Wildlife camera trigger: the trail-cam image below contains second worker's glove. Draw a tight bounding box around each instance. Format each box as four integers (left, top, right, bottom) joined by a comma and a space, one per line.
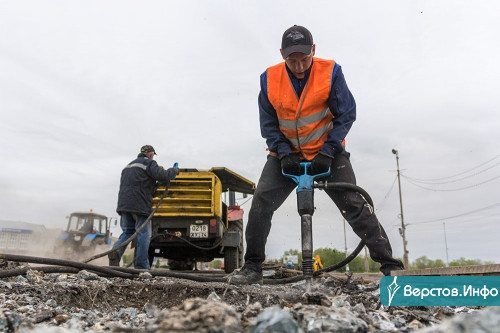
280, 153, 302, 175
310, 153, 333, 175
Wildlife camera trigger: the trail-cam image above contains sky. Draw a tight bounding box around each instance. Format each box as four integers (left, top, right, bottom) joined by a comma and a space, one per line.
1, 0, 499, 265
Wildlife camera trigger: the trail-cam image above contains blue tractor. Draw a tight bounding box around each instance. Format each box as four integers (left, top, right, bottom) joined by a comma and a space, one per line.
55, 211, 114, 259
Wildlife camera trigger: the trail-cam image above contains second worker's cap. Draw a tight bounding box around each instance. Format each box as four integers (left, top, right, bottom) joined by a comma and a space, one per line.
140, 145, 156, 155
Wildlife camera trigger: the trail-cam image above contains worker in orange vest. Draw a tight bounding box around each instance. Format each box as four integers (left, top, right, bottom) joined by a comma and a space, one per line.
230, 25, 404, 285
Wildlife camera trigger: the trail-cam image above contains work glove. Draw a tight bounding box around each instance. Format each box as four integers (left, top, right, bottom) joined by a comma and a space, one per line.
280, 153, 302, 175
309, 153, 333, 175
169, 167, 179, 180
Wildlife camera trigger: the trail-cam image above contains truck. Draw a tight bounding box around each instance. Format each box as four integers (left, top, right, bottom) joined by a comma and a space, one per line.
148, 167, 255, 273
54, 211, 114, 258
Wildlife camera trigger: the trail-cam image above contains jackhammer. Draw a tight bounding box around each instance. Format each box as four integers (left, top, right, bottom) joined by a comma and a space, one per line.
283, 162, 374, 292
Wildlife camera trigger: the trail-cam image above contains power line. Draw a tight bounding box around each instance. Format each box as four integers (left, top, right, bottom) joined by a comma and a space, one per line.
375, 175, 397, 213
403, 161, 500, 185
402, 173, 500, 192
405, 154, 500, 182
237, 195, 253, 207
436, 212, 500, 226
406, 202, 500, 225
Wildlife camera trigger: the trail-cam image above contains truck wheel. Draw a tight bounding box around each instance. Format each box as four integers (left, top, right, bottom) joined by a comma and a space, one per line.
148, 248, 155, 267
227, 219, 244, 270
235, 220, 244, 267
224, 247, 239, 274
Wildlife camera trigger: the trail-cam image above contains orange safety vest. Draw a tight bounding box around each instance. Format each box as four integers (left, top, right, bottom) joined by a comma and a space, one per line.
267, 58, 336, 160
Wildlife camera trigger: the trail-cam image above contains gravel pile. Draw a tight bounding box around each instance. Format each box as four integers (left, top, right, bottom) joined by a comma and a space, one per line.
1, 265, 498, 332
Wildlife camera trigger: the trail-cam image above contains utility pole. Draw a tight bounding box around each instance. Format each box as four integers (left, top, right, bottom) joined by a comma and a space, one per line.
443, 222, 449, 266
392, 149, 409, 268
364, 247, 369, 272
343, 219, 349, 272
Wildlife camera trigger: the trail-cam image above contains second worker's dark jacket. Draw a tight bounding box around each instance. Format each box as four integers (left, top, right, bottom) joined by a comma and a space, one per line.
117, 153, 177, 216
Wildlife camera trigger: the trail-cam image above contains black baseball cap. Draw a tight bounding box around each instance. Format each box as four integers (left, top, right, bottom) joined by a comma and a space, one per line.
281, 25, 313, 58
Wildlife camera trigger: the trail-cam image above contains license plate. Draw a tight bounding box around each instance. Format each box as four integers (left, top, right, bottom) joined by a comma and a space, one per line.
189, 224, 208, 238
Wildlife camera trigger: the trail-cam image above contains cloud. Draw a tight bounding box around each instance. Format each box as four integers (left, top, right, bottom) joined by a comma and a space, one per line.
1, 0, 499, 264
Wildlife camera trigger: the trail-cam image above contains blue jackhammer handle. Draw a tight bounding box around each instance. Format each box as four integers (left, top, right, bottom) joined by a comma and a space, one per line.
282, 162, 331, 192
173, 162, 178, 168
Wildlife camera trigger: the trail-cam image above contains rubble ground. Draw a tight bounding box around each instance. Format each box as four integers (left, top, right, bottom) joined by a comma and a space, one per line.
2, 264, 497, 333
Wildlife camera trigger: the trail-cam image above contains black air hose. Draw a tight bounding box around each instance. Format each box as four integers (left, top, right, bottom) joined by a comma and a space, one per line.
0, 254, 135, 278
0, 183, 378, 284
303, 181, 375, 276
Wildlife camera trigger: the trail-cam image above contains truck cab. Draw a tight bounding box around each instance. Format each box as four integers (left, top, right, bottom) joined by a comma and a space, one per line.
149, 167, 255, 273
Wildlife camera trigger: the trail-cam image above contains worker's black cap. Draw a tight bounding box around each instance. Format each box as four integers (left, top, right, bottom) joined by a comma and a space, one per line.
281, 25, 313, 58
140, 145, 156, 155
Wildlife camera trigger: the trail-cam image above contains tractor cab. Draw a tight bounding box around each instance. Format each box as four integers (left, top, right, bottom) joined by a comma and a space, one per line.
55, 211, 113, 257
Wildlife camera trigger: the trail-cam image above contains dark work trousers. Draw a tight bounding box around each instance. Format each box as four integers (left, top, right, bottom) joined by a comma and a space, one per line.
244, 151, 403, 273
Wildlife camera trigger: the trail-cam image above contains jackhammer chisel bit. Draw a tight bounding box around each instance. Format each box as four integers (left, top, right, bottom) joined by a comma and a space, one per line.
283, 162, 330, 292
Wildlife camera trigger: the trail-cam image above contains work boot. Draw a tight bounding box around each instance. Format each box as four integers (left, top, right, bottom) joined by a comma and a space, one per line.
108, 252, 120, 267
228, 266, 263, 285
380, 260, 405, 276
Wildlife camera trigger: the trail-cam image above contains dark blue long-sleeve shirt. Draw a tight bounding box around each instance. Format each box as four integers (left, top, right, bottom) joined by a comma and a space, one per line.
258, 60, 356, 159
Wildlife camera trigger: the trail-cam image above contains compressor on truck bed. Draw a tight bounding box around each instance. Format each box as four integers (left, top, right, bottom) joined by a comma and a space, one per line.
148, 167, 255, 273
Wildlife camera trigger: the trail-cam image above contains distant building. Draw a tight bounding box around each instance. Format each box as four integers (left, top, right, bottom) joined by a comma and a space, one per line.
0, 220, 58, 255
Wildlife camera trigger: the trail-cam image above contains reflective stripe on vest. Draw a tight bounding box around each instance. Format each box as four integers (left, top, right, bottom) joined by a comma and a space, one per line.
124, 163, 147, 171
267, 58, 335, 160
